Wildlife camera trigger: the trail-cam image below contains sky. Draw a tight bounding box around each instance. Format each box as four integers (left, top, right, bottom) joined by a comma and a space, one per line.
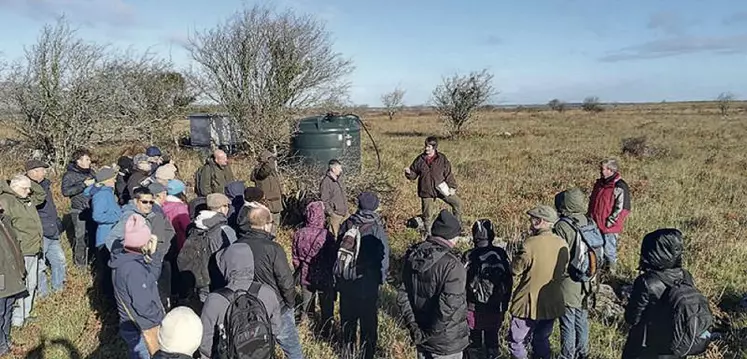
0, 0, 746, 106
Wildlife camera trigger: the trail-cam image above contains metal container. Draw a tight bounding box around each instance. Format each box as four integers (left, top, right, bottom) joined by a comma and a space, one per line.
188, 113, 239, 147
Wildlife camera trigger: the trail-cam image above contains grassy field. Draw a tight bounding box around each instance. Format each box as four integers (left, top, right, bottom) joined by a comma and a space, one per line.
4, 103, 747, 358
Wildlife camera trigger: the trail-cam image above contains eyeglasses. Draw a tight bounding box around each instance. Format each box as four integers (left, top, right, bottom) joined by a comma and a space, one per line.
139, 200, 155, 205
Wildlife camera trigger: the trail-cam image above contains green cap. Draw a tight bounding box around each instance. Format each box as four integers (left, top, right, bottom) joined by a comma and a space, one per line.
527, 205, 559, 223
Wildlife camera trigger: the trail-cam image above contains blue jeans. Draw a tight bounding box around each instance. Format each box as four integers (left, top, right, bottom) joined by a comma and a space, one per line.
12, 256, 38, 327
603, 233, 619, 266
38, 236, 67, 297
508, 317, 555, 359
120, 321, 150, 359
559, 307, 589, 359
0, 297, 14, 354
276, 308, 304, 359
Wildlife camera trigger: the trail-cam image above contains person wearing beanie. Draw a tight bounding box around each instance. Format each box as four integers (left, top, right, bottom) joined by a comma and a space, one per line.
109, 214, 164, 358
126, 154, 154, 200
154, 163, 177, 186
335, 191, 389, 359
291, 201, 336, 333
251, 149, 284, 230
86, 166, 123, 297
163, 180, 190, 251
146, 146, 163, 174
154, 306, 203, 358
223, 181, 246, 229
461, 219, 512, 359
235, 187, 269, 235
404, 136, 463, 236
507, 205, 568, 359
397, 209, 469, 357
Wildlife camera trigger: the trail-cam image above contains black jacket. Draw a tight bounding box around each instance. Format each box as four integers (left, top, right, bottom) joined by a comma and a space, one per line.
152, 351, 193, 359
623, 228, 693, 359
336, 210, 390, 296
61, 163, 94, 210
35, 178, 60, 238
235, 228, 295, 310
397, 236, 469, 355
461, 242, 512, 313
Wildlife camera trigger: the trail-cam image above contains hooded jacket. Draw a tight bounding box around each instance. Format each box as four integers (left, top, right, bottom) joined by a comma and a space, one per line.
196, 157, 235, 198
162, 197, 191, 252
462, 241, 512, 313
336, 210, 390, 295
623, 229, 693, 359
292, 201, 336, 289
198, 243, 281, 358
319, 173, 348, 217
588, 172, 631, 234
61, 163, 94, 210
405, 152, 458, 199
236, 228, 295, 310
194, 211, 237, 254
509, 228, 569, 320
109, 242, 165, 331
34, 178, 60, 238
0, 180, 44, 256
224, 181, 245, 227
397, 236, 469, 355
0, 210, 26, 299
105, 201, 175, 277
88, 184, 122, 248
251, 152, 283, 213
554, 188, 590, 309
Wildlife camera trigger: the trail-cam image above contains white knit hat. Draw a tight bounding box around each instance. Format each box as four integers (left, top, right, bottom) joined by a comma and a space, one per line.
158, 306, 203, 355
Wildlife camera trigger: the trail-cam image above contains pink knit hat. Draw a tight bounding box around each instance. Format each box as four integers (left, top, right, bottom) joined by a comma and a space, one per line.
124, 215, 151, 248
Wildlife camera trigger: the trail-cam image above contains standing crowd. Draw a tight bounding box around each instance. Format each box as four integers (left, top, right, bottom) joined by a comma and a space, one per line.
0, 136, 714, 359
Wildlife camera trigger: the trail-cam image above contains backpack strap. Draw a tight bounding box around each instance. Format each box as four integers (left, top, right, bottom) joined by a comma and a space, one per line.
216, 287, 235, 303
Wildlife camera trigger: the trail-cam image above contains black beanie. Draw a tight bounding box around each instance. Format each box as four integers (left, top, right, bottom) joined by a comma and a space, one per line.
431, 209, 461, 240
471, 219, 495, 243
244, 187, 265, 202
357, 191, 379, 211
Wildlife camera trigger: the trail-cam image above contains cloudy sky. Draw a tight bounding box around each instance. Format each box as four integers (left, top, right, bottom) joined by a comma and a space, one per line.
0, 0, 746, 105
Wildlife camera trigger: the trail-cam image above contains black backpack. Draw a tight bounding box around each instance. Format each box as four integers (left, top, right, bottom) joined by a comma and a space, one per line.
654, 271, 713, 357
216, 283, 275, 359
177, 226, 212, 289
466, 248, 510, 311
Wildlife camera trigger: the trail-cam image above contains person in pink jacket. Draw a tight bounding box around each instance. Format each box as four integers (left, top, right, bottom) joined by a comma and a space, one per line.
162, 180, 190, 252
292, 201, 336, 335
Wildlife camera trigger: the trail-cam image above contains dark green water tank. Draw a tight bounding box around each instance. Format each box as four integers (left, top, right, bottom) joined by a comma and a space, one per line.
291, 114, 361, 173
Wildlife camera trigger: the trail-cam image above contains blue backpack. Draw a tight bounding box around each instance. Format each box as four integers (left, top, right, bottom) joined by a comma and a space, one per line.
559, 216, 605, 283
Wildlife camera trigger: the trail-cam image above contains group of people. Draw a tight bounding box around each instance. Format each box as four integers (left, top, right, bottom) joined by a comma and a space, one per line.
0, 135, 713, 359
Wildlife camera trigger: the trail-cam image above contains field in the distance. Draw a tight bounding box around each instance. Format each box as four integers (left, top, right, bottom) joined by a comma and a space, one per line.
4, 103, 747, 358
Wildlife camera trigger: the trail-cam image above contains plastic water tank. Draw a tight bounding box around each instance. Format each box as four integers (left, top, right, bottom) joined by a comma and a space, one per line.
291, 114, 361, 173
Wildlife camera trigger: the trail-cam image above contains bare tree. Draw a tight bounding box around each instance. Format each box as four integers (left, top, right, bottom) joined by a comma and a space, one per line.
717, 92, 735, 117
381, 87, 406, 120
185, 4, 354, 155
1, 18, 192, 168
432, 69, 495, 136
582, 96, 603, 113
548, 98, 566, 112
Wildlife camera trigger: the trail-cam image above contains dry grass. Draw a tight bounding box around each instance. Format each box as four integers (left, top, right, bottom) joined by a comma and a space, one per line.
4, 102, 747, 358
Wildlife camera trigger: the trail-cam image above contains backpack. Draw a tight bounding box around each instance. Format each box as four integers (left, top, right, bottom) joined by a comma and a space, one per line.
177, 226, 212, 289
467, 248, 510, 310
216, 283, 275, 359
654, 272, 713, 357
559, 216, 605, 283
334, 222, 374, 281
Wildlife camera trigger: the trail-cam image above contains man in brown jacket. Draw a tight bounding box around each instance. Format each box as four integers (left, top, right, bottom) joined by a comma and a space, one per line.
251, 150, 283, 230
508, 205, 569, 359
319, 159, 348, 238
404, 136, 463, 235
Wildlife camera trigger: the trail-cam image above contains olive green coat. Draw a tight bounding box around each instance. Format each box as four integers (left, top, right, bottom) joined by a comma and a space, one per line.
0, 179, 45, 256
554, 188, 590, 309
0, 210, 25, 299
196, 157, 235, 197
509, 228, 569, 320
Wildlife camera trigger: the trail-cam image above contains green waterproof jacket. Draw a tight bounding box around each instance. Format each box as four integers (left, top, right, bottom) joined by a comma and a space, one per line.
0, 209, 26, 299
0, 179, 45, 256
196, 157, 235, 197
554, 188, 590, 309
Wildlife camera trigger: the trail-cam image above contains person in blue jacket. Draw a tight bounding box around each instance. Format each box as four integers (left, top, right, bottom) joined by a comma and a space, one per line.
110, 214, 164, 359
86, 166, 122, 296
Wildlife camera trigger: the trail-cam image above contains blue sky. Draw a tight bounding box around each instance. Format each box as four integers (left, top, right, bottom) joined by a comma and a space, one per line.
1, 0, 746, 106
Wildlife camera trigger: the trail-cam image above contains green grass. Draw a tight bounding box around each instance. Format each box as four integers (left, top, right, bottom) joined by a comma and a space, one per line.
5, 103, 747, 358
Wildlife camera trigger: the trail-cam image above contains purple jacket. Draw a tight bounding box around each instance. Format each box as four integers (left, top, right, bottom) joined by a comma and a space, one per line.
292, 201, 335, 289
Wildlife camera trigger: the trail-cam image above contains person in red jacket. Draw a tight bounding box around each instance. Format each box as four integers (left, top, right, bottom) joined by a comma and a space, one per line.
588, 158, 631, 274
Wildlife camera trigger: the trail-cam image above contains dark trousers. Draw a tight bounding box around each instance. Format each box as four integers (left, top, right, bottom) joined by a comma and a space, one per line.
467, 329, 499, 358
300, 285, 335, 332
158, 260, 173, 310
340, 289, 379, 359
0, 297, 14, 352
70, 209, 91, 266
95, 246, 113, 298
